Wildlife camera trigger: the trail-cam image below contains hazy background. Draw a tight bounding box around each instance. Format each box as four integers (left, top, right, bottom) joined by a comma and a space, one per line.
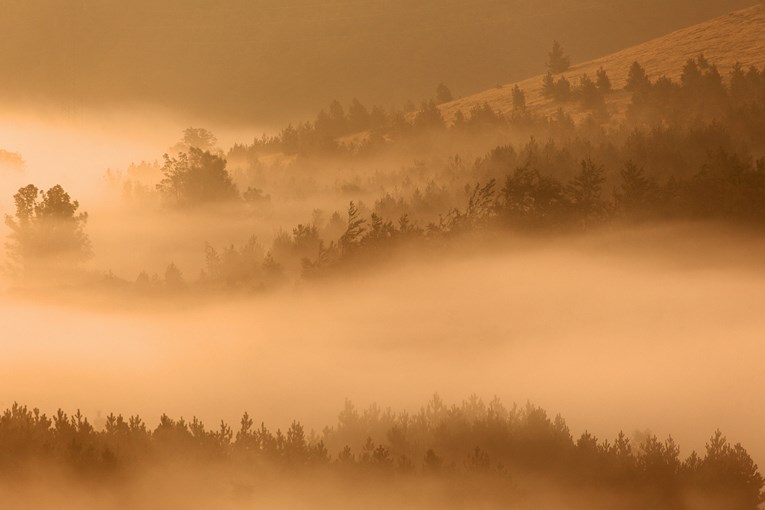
2, 5, 765, 508
2, 225, 765, 466
0, 0, 757, 124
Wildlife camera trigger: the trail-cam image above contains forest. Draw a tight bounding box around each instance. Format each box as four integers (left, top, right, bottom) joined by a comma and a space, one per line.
6, 56, 763, 292
3, 13, 765, 508
1, 397, 762, 510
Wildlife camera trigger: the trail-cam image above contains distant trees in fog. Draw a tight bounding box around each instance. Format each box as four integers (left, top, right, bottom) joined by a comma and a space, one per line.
0, 398, 761, 509
157, 147, 239, 207
4, 184, 91, 274
6, 56, 765, 289
543, 69, 610, 110
0, 149, 25, 171
171, 127, 219, 153
130, 56, 765, 163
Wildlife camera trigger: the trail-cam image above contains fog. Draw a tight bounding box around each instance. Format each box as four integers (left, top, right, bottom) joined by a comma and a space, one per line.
3, 3, 765, 508
3, 224, 765, 464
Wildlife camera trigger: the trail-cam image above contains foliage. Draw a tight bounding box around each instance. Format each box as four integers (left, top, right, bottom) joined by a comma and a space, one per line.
0, 399, 761, 509
547, 40, 571, 73
512, 85, 526, 111
436, 83, 454, 104
157, 148, 239, 207
626, 61, 651, 91
4, 184, 91, 273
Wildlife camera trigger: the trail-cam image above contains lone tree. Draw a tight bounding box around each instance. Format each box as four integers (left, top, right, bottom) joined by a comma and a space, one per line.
547, 41, 570, 74
157, 147, 239, 207
512, 85, 526, 111
4, 184, 91, 272
436, 83, 454, 104
171, 127, 218, 154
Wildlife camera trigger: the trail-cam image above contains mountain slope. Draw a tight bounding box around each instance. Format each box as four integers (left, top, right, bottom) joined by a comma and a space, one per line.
0, 0, 757, 124
441, 4, 765, 122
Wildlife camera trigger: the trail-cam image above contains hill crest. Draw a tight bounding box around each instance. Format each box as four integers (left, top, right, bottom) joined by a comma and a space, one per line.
440, 4, 765, 122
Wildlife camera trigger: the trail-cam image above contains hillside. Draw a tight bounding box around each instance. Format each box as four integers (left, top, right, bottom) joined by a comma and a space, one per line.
0, 0, 756, 124
441, 3, 765, 123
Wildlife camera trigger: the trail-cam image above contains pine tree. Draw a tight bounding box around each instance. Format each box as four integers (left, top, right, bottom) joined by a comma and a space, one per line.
547, 41, 570, 73
512, 85, 526, 111
626, 61, 651, 91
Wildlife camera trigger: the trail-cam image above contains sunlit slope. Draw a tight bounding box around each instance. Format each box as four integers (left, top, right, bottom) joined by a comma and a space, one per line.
0, 0, 756, 123
441, 4, 765, 122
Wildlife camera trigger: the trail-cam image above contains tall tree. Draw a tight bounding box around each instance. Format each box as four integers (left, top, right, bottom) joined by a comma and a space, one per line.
547, 41, 570, 74
512, 85, 527, 111
567, 159, 607, 225
4, 184, 91, 273
626, 62, 651, 91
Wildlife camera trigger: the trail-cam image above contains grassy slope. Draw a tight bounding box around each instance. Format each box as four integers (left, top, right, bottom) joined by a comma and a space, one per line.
440, 4, 765, 123
0, 0, 756, 123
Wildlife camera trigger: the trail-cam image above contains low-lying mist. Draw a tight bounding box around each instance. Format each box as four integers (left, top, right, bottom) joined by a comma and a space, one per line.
4, 49, 765, 507
3, 224, 765, 466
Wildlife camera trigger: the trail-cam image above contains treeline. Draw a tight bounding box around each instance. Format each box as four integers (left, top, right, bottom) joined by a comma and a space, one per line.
12, 125, 765, 290
187, 142, 765, 289
627, 56, 765, 134
227, 86, 533, 158
0, 398, 761, 509
6, 57, 765, 286
222, 55, 765, 161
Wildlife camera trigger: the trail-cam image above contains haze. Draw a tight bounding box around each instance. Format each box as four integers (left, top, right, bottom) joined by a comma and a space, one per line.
2, 2, 765, 509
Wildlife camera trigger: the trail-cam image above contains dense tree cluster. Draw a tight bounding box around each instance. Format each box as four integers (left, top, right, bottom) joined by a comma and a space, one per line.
542, 69, 611, 110
156, 148, 239, 208
230, 54, 765, 160
0, 398, 761, 509
4, 184, 91, 274
628, 56, 765, 133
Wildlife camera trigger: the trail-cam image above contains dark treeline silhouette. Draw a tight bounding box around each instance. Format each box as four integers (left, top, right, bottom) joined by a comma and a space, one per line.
228, 56, 765, 160
543, 67, 611, 111
7, 57, 765, 289
0, 397, 761, 509
182, 138, 765, 289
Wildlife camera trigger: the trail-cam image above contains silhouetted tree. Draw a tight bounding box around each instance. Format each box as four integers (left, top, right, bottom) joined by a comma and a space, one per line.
578, 74, 604, 109
596, 67, 611, 92
164, 262, 185, 290
348, 98, 371, 132
512, 85, 526, 111
339, 201, 366, 252
413, 100, 445, 130
547, 41, 570, 73
542, 72, 556, 97
157, 148, 239, 207
436, 83, 454, 103
615, 161, 659, 219
4, 184, 91, 273
626, 61, 651, 91
177, 127, 217, 152
567, 159, 607, 225
553, 76, 572, 101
